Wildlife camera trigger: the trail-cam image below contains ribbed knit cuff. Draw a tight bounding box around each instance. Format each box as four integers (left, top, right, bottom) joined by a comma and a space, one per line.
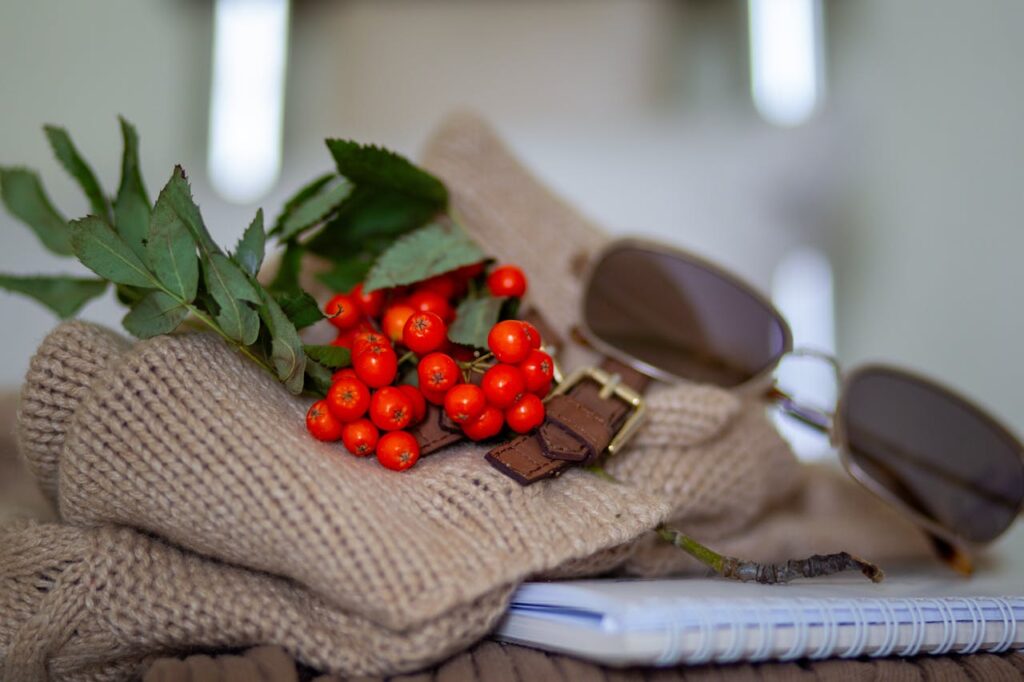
17, 322, 129, 504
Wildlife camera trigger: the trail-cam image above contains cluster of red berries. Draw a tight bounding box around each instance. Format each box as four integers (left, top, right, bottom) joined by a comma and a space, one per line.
420, 318, 553, 440
305, 263, 549, 472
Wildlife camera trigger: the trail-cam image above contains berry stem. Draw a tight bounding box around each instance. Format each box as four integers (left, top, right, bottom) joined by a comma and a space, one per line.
655, 525, 884, 584
186, 306, 278, 379
585, 465, 884, 585
458, 352, 496, 376
398, 351, 417, 365
136, 267, 279, 382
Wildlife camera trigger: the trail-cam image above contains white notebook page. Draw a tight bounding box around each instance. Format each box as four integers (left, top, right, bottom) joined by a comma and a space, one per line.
494, 526, 1024, 666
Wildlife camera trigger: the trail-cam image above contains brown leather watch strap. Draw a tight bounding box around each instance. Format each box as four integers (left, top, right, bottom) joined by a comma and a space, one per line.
486, 357, 650, 484
409, 404, 464, 454
413, 309, 564, 456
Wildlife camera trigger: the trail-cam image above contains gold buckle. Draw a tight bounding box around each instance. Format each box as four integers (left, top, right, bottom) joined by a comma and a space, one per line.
547, 367, 646, 456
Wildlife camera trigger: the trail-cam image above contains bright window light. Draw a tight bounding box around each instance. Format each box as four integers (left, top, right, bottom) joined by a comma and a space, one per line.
748, 0, 824, 127
771, 247, 837, 460
208, 0, 290, 204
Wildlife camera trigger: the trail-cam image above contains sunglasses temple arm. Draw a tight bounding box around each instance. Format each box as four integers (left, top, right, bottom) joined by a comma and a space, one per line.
768, 387, 833, 435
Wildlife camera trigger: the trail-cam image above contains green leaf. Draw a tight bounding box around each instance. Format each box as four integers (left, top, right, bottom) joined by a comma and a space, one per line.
216, 302, 260, 345
0, 274, 107, 319
315, 258, 371, 293
147, 180, 199, 301
304, 187, 438, 261
257, 288, 306, 394
122, 290, 189, 338
363, 222, 485, 293
274, 178, 353, 242
157, 167, 252, 336
113, 117, 151, 259
275, 290, 324, 329
447, 296, 507, 348
268, 241, 303, 294
162, 166, 221, 256
234, 209, 266, 277
271, 172, 335, 235
116, 283, 147, 307
326, 140, 448, 208
202, 253, 261, 344
303, 344, 351, 369
0, 168, 72, 255
44, 125, 110, 221
70, 216, 156, 288
304, 359, 333, 397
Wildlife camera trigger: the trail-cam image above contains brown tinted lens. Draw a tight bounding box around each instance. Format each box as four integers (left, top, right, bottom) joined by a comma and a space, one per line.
841, 367, 1024, 543
584, 245, 789, 387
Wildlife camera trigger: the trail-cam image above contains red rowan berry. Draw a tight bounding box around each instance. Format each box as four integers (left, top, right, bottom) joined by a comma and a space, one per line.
519, 350, 555, 392
444, 383, 486, 424
342, 418, 379, 457
505, 393, 545, 434
350, 282, 385, 319
481, 363, 527, 409
462, 405, 505, 441
402, 311, 447, 355
376, 430, 420, 471
325, 294, 362, 330
382, 304, 415, 342
417, 352, 460, 393
370, 386, 414, 431
487, 265, 527, 298
397, 384, 427, 424
306, 400, 344, 441
488, 320, 531, 364
408, 290, 454, 323
327, 377, 371, 422
354, 345, 398, 388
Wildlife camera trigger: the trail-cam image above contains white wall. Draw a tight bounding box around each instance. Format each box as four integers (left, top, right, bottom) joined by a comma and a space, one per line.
829, 1, 1024, 432
0, 0, 213, 384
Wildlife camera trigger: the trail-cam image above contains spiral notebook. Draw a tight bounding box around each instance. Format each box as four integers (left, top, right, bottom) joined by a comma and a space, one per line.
494, 552, 1024, 666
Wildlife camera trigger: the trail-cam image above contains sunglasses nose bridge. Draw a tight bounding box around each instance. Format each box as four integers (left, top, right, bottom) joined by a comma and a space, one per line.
772, 387, 837, 439
772, 347, 844, 440
785, 348, 843, 377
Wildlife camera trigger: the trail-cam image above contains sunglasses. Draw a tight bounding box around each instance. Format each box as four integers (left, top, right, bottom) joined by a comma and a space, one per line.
580, 238, 1024, 571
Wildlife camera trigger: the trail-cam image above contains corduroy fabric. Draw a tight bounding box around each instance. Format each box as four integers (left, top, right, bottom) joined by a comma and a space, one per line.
141, 643, 1024, 682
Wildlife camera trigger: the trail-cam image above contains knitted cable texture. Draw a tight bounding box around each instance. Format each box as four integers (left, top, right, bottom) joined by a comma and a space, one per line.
0, 520, 513, 681
1, 113, 931, 680
6, 321, 796, 680
44, 323, 669, 631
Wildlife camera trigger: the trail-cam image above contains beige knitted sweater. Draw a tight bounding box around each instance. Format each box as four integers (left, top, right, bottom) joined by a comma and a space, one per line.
0, 114, 930, 681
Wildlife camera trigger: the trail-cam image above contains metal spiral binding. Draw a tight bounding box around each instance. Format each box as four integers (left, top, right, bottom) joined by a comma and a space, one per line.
899, 598, 927, 657
874, 598, 900, 658
991, 597, 1017, 652
958, 598, 984, 655
751, 602, 774, 662
780, 600, 810, 662
648, 595, 1021, 667
841, 599, 870, 658
932, 599, 957, 655
809, 601, 839, 660
718, 605, 746, 664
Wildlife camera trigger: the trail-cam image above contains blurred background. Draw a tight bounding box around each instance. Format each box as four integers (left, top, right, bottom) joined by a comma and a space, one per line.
1, 0, 1022, 458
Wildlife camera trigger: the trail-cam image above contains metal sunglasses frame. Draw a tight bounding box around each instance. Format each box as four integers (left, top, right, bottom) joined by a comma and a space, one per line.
579, 237, 1024, 571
